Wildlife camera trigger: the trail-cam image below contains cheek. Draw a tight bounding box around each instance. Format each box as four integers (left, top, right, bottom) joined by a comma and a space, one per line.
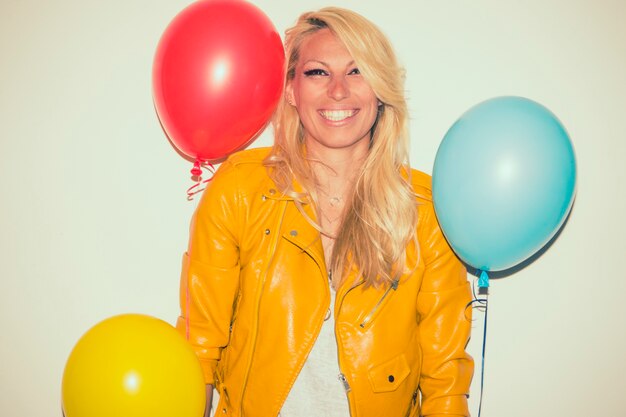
356, 84, 379, 109
294, 83, 321, 108
361, 93, 380, 123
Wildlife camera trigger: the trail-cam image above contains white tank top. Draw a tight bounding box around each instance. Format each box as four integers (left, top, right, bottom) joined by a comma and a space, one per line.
279, 288, 351, 417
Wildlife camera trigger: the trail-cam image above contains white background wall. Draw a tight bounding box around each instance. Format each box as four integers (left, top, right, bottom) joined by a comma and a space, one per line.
1, 0, 624, 416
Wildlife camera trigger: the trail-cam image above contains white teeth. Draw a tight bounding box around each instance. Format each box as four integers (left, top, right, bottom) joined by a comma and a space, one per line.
320, 109, 356, 121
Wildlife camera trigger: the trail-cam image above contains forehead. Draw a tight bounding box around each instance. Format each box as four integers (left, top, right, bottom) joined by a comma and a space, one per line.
297, 28, 354, 65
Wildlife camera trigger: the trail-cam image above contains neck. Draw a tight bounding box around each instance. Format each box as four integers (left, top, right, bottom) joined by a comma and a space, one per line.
305, 140, 369, 185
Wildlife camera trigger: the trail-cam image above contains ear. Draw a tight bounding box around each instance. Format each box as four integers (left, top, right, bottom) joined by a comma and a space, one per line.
285, 81, 296, 107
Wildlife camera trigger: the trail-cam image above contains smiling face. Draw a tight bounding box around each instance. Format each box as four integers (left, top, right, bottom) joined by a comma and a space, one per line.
286, 28, 380, 155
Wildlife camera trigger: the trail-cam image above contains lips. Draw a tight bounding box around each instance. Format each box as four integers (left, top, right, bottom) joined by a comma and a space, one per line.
319, 109, 358, 122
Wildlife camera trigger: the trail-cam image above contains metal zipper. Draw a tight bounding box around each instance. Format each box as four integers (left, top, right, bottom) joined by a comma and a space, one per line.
338, 373, 351, 393
335, 278, 364, 417
404, 389, 419, 417
359, 279, 399, 328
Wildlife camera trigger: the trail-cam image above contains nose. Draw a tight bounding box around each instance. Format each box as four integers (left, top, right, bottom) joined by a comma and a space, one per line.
328, 75, 349, 100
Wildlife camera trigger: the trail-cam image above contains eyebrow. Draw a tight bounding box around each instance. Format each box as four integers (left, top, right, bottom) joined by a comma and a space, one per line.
301, 59, 356, 67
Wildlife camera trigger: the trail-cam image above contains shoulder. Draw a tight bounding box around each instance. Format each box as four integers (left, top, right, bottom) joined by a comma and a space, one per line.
408, 168, 433, 204
201, 147, 273, 203
224, 146, 272, 166
213, 147, 272, 184
408, 168, 439, 238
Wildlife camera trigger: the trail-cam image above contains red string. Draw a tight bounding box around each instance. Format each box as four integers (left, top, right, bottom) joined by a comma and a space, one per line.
186, 159, 215, 200
186, 275, 190, 340
185, 159, 216, 338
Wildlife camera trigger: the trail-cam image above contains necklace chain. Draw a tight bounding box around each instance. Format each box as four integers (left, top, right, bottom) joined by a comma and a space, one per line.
317, 191, 345, 225
320, 208, 342, 225
317, 186, 344, 207
315, 180, 346, 227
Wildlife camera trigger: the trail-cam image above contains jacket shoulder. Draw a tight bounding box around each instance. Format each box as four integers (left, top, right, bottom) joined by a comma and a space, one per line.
409, 168, 433, 203
225, 147, 272, 166
211, 147, 272, 191
197, 148, 274, 221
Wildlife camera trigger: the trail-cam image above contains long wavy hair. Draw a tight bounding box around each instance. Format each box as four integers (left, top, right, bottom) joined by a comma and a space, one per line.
264, 7, 418, 288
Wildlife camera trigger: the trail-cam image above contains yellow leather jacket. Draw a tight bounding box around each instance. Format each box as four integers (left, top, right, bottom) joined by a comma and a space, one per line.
176, 148, 473, 417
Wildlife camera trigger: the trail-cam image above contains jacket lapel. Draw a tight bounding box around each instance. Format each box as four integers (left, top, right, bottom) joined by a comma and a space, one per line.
281, 199, 326, 275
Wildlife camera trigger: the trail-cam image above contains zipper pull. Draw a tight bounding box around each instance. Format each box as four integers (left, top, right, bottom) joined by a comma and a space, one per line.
338, 373, 351, 393
359, 279, 400, 328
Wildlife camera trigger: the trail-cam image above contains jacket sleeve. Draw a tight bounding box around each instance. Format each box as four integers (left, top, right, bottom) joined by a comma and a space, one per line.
416, 198, 474, 417
176, 160, 242, 385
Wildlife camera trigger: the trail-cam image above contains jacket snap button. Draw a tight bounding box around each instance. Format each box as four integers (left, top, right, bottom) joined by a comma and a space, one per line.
388, 375, 395, 382
290, 230, 298, 236
262, 195, 267, 201
269, 188, 276, 195
265, 229, 270, 235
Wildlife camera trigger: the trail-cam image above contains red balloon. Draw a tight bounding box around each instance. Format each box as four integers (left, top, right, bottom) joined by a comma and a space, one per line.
153, 0, 285, 162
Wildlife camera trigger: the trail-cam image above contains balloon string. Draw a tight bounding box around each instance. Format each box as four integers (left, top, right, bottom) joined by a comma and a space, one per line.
467, 271, 489, 417
184, 160, 216, 338
186, 160, 215, 200
477, 292, 488, 417
185, 273, 190, 341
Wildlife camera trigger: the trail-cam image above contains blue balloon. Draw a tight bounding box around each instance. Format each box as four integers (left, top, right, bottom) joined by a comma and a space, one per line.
432, 96, 576, 272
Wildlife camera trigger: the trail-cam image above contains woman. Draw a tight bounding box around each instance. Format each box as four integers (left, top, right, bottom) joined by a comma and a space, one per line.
177, 7, 473, 417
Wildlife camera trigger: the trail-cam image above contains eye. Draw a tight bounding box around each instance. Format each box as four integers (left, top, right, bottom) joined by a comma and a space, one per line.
304, 69, 328, 77
348, 67, 361, 75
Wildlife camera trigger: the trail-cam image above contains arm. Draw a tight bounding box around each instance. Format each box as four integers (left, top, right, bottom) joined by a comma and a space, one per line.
176, 160, 242, 386
416, 200, 474, 417
204, 384, 213, 417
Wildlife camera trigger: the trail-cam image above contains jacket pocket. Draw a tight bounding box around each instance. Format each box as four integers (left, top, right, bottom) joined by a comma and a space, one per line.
367, 353, 411, 392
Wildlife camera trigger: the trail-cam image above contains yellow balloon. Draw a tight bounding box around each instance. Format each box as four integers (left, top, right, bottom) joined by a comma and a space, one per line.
62, 314, 205, 417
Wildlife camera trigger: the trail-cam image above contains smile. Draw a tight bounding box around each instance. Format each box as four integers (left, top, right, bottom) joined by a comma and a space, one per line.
319, 109, 358, 122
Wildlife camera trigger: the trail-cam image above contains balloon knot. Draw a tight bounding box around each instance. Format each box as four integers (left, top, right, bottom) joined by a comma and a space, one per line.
187, 160, 215, 200
190, 161, 203, 177
478, 270, 490, 288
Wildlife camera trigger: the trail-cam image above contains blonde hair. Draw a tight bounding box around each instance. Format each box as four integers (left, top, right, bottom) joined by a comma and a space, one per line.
264, 7, 417, 288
